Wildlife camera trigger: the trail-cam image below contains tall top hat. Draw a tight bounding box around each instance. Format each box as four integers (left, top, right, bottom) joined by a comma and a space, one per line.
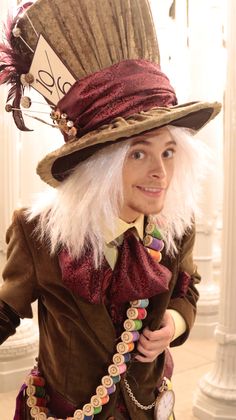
0, 0, 221, 187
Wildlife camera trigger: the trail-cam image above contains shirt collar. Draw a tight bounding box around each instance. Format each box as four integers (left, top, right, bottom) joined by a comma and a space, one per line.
104, 214, 144, 244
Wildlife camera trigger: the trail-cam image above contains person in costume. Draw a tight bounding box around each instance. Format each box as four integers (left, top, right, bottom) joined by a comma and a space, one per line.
0, 1, 221, 420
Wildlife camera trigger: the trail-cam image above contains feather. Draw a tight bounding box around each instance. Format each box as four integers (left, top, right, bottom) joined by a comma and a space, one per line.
0, 2, 34, 131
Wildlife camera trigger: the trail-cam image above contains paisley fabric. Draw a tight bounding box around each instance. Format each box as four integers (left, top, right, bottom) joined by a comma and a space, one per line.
57, 59, 177, 138
172, 271, 192, 298
58, 229, 172, 305
58, 229, 172, 334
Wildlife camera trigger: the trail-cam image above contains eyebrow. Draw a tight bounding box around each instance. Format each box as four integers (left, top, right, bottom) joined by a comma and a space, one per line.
130, 139, 177, 147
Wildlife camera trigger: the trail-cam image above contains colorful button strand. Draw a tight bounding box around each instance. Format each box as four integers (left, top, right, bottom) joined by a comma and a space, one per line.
126, 307, 147, 320
143, 219, 164, 263
145, 222, 162, 239
130, 299, 149, 308
25, 296, 151, 419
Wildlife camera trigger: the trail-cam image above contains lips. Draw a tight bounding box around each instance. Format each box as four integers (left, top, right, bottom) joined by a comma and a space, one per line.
138, 186, 163, 192
136, 185, 166, 197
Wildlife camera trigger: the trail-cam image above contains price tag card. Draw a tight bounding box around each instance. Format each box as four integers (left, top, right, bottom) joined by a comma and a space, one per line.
29, 34, 76, 105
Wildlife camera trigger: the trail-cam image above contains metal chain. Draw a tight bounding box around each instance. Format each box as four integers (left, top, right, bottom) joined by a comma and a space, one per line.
123, 378, 156, 411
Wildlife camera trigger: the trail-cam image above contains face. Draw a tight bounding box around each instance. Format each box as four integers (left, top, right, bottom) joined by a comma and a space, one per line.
119, 127, 176, 222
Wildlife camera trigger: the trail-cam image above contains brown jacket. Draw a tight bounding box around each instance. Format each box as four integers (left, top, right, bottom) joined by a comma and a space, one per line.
0, 209, 200, 419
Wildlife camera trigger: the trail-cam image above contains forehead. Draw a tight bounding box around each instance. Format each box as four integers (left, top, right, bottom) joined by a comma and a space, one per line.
129, 127, 173, 146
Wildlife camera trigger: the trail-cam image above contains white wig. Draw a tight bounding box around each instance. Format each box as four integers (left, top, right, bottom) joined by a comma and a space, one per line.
27, 126, 210, 266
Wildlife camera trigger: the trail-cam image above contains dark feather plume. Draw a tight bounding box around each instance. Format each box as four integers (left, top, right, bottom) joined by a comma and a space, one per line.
0, 2, 34, 131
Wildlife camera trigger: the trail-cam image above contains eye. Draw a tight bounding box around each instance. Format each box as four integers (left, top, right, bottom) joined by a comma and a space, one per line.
162, 148, 176, 159
131, 150, 145, 160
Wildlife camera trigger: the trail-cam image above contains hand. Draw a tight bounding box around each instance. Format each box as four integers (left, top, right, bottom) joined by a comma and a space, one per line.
135, 311, 175, 363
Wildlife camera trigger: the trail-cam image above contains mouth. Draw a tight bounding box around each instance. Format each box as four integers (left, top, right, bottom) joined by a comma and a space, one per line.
136, 186, 166, 197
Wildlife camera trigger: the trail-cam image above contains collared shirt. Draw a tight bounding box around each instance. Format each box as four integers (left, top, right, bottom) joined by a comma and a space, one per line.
103, 216, 186, 341
104, 214, 144, 270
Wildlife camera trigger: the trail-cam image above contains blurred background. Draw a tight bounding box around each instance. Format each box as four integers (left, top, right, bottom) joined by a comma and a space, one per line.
0, 1, 235, 419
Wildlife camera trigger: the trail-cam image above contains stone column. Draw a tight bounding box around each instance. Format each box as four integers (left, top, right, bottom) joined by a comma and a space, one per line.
193, 0, 236, 417
187, 0, 225, 337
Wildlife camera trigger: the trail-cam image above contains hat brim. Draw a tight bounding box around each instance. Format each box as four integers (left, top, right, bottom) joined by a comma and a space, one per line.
37, 101, 221, 187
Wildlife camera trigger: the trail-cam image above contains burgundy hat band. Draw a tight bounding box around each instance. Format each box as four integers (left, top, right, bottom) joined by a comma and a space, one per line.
57, 59, 178, 140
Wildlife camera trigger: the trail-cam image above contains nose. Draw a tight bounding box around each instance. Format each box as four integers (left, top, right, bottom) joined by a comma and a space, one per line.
148, 157, 166, 179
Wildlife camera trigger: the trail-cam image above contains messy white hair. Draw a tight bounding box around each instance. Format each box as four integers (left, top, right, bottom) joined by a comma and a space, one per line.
27, 126, 210, 266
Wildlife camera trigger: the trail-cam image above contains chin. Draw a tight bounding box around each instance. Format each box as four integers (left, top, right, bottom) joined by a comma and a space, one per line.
136, 204, 164, 217
149, 205, 165, 215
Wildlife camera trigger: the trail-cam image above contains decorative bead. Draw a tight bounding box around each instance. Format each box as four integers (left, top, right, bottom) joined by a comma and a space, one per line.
96, 385, 108, 398
20, 72, 34, 85
101, 375, 113, 388
100, 395, 109, 405
143, 235, 164, 251
26, 375, 45, 387
73, 409, 84, 419
20, 96, 32, 108
147, 248, 162, 262
68, 126, 77, 137
131, 299, 149, 308
27, 385, 46, 398
35, 412, 47, 420
145, 223, 162, 239
5, 104, 13, 112
108, 364, 119, 377
12, 26, 21, 37
90, 395, 102, 407
50, 110, 61, 121
109, 364, 126, 376
93, 406, 102, 415
113, 352, 131, 365
121, 331, 140, 343
126, 307, 147, 320
67, 120, 74, 128
123, 319, 142, 331
30, 406, 48, 416
111, 374, 121, 384
61, 113, 67, 119
116, 341, 134, 354
82, 403, 94, 416
106, 384, 116, 395
27, 396, 47, 408
118, 364, 127, 374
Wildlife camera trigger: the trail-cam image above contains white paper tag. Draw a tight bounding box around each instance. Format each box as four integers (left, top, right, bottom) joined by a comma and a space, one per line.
29, 35, 76, 105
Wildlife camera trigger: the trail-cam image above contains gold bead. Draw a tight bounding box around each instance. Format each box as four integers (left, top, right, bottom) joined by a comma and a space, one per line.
20, 73, 34, 86
12, 26, 21, 37
5, 104, 12, 112
20, 96, 32, 108
68, 126, 77, 137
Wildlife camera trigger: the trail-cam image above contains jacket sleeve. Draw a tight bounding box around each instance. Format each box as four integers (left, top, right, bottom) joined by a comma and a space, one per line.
168, 224, 201, 347
0, 210, 39, 343
0, 300, 21, 344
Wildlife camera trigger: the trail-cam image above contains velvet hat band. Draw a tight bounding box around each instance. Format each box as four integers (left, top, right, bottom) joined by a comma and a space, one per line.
56, 59, 178, 140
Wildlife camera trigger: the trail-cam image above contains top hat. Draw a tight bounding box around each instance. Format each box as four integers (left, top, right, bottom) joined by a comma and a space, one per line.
0, 0, 221, 187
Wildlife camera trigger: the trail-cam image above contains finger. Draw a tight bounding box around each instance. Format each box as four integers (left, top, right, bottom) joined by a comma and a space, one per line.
143, 326, 171, 342
136, 341, 162, 359
138, 334, 164, 352
135, 353, 156, 363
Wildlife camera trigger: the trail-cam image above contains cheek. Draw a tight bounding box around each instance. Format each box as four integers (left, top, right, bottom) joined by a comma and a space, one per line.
122, 160, 138, 188
122, 166, 133, 195
166, 162, 175, 186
